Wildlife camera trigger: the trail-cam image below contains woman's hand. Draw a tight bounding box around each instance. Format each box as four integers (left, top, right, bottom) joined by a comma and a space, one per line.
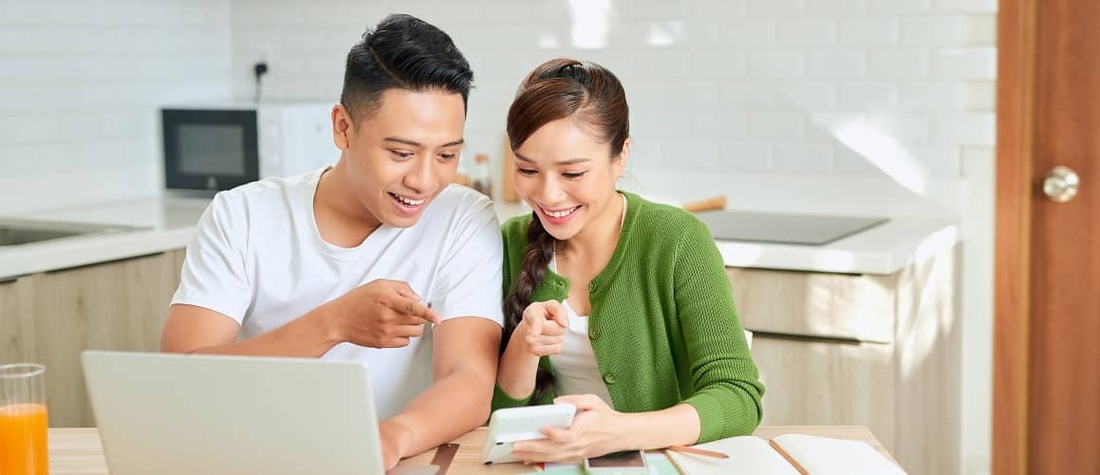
517, 300, 569, 357
510, 394, 629, 463
497, 300, 569, 399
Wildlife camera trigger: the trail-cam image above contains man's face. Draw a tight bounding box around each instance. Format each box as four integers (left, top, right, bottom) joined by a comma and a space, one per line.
332, 88, 466, 228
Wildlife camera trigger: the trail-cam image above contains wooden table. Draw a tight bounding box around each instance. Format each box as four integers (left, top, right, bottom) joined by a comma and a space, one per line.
48, 425, 897, 474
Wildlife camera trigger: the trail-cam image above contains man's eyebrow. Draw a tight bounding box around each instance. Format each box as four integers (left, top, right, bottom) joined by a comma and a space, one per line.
383, 137, 465, 148
383, 137, 420, 147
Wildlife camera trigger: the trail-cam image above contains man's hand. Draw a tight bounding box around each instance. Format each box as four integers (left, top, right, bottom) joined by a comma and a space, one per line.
379, 418, 415, 469
377, 318, 501, 469
517, 300, 569, 357
325, 279, 442, 348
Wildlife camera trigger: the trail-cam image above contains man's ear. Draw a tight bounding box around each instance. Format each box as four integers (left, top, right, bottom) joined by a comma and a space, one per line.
332, 104, 353, 151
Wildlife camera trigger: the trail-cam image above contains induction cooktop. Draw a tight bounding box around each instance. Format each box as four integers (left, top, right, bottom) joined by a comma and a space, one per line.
694, 211, 889, 246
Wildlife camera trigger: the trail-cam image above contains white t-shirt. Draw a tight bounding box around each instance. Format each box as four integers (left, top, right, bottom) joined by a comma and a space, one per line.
546, 257, 615, 406
171, 168, 504, 419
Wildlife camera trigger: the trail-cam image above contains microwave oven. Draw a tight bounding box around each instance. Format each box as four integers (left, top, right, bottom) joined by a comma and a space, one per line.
161, 101, 337, 192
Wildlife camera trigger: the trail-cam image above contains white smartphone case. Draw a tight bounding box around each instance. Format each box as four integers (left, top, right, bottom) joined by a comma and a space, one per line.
480, 404, 577, 464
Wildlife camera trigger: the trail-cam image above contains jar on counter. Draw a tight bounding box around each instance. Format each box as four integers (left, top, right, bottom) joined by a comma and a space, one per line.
471, 153, 493, 198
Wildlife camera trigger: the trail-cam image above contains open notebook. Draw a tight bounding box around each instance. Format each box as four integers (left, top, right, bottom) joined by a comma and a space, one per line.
666, 433, 906, 475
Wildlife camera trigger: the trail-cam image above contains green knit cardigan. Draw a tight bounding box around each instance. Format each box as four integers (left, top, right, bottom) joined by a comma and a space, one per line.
491, 191, 765, 443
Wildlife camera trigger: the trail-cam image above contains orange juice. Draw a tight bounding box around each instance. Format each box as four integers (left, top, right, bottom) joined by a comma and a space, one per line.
0, 403, 49, 475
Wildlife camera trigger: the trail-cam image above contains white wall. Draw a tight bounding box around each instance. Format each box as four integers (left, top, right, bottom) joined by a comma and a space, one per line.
228, 0, 994, 215
0, 0, 233, 215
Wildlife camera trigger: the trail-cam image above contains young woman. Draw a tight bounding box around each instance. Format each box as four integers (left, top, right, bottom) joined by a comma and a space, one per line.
493, 58, 765, 463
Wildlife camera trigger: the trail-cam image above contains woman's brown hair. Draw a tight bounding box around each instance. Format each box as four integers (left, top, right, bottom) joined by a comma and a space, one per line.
502, 58, 629, 402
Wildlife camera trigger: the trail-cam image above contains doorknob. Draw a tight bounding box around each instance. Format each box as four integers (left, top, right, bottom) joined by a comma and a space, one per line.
1043, 166, 1080, 203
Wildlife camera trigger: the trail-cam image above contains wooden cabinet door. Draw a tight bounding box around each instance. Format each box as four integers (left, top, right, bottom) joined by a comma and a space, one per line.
0, 278, 36, 363
751, 336, 896, 449
21, 250, 184, 426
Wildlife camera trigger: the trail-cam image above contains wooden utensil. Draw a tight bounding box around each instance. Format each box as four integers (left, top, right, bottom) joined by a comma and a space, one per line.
667, 444, 730, 459
681, 195, 727, 213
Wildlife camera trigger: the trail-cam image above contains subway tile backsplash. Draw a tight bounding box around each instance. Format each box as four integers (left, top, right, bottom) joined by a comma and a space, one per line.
0, 0, 233, 214
228, 0, 995, 181
0, 0, 995, 214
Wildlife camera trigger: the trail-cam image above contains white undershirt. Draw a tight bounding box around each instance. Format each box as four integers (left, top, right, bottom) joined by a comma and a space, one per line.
545, 194, 625, 406
546, 259, 615, 406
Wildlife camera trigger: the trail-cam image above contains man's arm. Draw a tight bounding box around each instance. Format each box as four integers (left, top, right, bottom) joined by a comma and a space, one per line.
161, 190, 339, 357
160, 304, 339, 357
379, 316, 502, 465
162, 280, 440, 357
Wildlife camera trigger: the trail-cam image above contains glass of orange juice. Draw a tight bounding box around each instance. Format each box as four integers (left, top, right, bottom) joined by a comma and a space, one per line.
1, 363, 49, 475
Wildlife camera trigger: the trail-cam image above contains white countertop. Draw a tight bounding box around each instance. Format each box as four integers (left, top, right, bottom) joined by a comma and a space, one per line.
495, 201, 958, 275
0, 196, 210, 281
0, 195, 957, 281
713, 217, 957, 274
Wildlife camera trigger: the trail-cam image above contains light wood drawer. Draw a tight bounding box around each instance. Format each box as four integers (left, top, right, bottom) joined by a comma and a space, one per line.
728, 267, 895, 343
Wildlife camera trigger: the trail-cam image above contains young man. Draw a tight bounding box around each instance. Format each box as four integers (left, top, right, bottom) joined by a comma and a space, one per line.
160, 14, 502, 469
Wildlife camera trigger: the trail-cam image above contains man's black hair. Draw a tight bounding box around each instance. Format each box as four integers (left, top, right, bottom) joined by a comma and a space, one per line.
340, 14, 474, 124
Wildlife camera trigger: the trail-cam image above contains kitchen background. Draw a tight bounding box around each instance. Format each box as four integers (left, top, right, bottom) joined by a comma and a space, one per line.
0, 0, 995, 473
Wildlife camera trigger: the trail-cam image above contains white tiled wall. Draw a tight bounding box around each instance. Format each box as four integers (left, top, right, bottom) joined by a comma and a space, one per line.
227, 0, 995, 211
0, 0, 233, 214
0, 1, 997, 216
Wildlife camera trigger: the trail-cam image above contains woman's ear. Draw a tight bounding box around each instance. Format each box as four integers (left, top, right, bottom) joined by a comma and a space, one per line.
612, 138, 630, 179
332, 104, 353, 151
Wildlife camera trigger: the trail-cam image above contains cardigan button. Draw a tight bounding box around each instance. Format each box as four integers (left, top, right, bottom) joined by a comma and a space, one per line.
603, 372, 617, 385
589, 326, 601, 340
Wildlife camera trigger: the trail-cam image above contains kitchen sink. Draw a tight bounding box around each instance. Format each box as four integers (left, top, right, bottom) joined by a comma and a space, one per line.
0, 219, 147, 246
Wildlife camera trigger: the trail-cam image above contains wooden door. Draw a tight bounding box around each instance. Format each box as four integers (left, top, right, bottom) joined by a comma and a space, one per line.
995, 0, 1100, 473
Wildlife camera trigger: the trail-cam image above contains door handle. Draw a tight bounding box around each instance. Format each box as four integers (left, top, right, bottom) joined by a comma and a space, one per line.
1043, 166, 1080, 203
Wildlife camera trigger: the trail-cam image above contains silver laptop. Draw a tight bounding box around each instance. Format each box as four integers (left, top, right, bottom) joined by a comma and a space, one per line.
82, 351, 388, 475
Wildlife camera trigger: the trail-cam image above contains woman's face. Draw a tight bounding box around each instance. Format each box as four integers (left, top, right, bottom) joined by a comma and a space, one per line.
512, 116, 627, 241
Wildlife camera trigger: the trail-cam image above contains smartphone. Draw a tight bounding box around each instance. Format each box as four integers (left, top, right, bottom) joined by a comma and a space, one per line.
480, 404, 577, 464
583, 450, 649, 474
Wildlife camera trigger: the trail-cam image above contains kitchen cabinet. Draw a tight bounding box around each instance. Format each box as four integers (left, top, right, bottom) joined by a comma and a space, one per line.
731, 246, 959, 475
0, 249, 186, 427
